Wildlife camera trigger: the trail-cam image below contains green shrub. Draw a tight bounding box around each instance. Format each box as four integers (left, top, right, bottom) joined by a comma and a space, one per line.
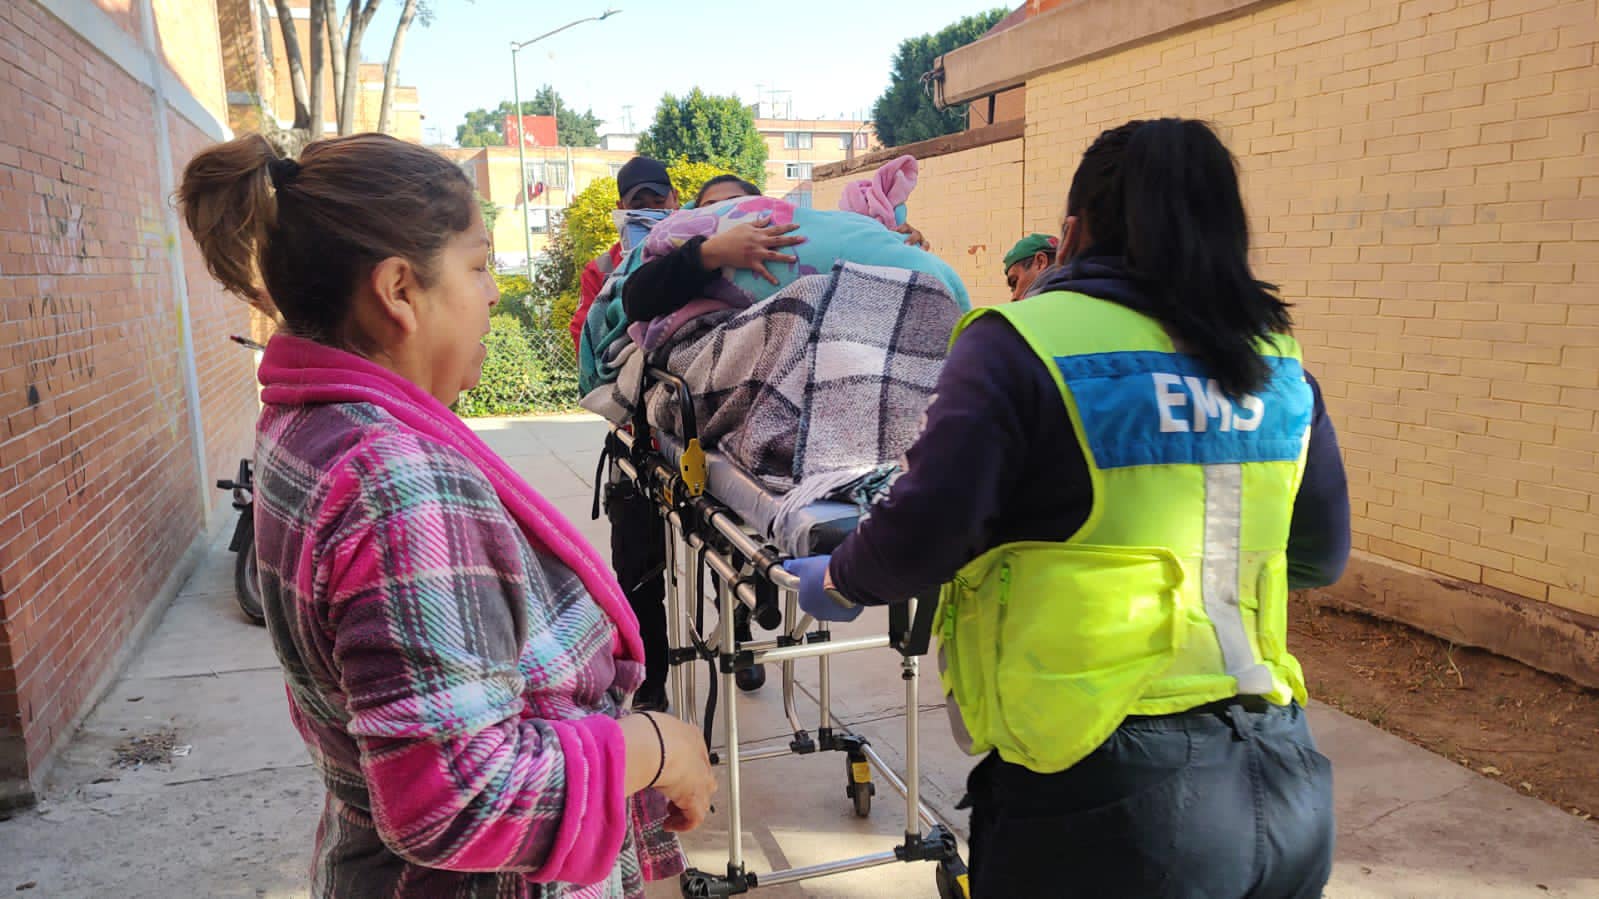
455, 314, 582, 417
550, 292, 580, 334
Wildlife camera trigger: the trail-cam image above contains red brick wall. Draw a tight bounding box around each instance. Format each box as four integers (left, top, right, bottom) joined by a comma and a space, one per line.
0, 0, 254, 802
169, 110, 260, 496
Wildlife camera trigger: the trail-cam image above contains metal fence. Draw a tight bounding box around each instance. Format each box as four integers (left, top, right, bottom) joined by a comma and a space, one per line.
456, 317, 583, 417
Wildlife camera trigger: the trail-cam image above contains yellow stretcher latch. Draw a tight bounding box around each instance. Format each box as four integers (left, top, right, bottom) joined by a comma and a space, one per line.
680, 438, 708, 497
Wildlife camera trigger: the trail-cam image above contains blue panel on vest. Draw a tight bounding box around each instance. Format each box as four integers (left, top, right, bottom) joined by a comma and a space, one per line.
1052, 352, 1312, 469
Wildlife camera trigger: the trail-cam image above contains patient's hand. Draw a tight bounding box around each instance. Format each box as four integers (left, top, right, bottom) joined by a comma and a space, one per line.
894, 223, 930, 251
701, 216, 807, 285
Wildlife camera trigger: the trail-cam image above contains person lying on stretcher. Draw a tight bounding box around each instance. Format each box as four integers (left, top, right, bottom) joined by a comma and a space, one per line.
577, 157, 972, 511
621, 173, 934, 325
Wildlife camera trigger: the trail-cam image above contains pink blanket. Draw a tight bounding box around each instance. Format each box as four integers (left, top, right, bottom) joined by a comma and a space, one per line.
837, 154, 918, 228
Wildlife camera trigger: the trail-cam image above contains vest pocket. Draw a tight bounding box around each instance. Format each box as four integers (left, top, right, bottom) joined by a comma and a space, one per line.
937, 573, 995, 755
991, 544, 1186, 773
1254, 553, 1289, 662
1253, 551, 1307, 704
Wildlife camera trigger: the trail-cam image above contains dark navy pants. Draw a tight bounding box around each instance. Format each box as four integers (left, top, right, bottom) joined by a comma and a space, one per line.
964, 699, 1334, 899
605, 479, 669, 695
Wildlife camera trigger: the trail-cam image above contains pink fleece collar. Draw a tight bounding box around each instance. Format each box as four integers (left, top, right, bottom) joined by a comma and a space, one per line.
257, 333, 643, 663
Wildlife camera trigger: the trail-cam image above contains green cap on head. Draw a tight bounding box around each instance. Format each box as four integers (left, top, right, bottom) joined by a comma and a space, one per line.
1003, 233, 1059, 269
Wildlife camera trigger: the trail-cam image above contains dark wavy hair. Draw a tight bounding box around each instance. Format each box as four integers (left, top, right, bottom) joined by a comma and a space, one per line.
1066, 118, 1292, 397
694, 174, 760, 207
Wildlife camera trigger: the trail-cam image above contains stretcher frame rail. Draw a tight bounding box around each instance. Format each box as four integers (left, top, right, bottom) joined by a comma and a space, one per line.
598, 367, 967, 898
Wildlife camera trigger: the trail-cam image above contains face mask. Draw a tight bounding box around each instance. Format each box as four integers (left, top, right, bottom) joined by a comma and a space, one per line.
614, 208, 672, 253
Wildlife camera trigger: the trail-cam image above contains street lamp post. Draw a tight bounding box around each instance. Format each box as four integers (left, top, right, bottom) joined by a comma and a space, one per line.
510, 10, 621, 283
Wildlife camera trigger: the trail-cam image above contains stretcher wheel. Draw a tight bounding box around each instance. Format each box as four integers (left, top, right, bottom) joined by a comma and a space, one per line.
845, 754, 874, 818
936, 858, 971, 899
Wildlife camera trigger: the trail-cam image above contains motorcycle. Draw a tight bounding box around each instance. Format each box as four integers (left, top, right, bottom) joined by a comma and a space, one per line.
217, 334, 265, 625
217, 457, 262, 625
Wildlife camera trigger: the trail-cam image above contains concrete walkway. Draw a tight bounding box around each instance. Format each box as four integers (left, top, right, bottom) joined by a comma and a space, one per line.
1, 413, 1595, 898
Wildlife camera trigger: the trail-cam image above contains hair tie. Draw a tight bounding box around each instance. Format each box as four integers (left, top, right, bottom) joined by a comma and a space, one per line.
268, 157, 301, 189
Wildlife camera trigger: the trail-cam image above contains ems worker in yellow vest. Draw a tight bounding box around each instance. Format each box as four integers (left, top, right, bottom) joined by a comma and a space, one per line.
784, 118, 1351, 898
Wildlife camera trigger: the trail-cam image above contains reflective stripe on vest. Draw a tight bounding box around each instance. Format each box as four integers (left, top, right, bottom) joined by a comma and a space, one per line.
1205, 462, 1275, 695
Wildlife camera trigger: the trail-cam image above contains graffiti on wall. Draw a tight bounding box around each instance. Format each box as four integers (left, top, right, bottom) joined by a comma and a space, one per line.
19, 295, 97, 501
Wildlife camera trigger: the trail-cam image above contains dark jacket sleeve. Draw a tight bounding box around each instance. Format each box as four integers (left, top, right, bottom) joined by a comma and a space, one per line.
829, 316, 1042, 606
621, 236, 719, 324
1286, 371, 1351, 589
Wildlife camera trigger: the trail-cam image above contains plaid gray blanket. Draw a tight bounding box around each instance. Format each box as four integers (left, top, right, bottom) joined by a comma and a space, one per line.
580, 262, 961, 494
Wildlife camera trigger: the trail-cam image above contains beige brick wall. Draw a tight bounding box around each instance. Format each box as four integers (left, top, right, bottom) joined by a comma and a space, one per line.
1019, 0, 1598, 617
152, 0, 229, 120
821, 0, 1598, 635
815, 138, 1026, 309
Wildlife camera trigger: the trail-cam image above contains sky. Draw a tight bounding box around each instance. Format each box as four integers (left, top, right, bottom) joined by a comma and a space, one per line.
361, 0, 1009, 145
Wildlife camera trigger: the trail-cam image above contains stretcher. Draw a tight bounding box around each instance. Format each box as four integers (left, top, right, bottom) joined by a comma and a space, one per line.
595, 367, 971, 898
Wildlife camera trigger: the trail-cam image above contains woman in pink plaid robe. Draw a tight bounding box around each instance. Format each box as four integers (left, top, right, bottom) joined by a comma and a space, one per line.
177, 132, 715, 898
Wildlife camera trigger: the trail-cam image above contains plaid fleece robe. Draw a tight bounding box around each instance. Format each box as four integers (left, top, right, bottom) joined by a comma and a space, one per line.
254, 335, 682, 897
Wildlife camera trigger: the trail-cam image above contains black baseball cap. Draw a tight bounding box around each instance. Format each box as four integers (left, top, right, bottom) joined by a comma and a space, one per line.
617, 156, 672, 206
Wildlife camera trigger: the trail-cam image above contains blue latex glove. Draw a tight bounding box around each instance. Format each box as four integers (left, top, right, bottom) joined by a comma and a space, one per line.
782, 555, 863, 623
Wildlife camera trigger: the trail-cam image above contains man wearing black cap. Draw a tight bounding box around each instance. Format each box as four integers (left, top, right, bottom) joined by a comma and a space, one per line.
582, 158, 678, 714
568, 156, 680, 350
616, 155, 677, 211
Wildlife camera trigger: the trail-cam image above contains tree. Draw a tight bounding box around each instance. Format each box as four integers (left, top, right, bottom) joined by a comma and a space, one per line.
271, 0, 311, 129
668, 160, 734, 207
562, 160, 736, 267
338, 0, 383, 135
261, 0, 424, 152
378, 0, 434, 134
322, 0, 348, 125
564, 176, 620, 265
871, 8, 1008, 148
478, 194, 500, 240
308, 0, 325, 131
456, 89, 603, 148
639, 89, 767, 188
531, 215, 578, 306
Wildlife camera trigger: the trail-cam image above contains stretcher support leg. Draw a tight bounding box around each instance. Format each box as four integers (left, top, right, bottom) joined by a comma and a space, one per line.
904, 599, 921, 840
606, 424, 965, 896
719, 576, 748, 884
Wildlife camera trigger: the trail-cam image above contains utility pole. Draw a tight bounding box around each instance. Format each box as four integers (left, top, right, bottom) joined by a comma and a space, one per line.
510, 10, 621, 283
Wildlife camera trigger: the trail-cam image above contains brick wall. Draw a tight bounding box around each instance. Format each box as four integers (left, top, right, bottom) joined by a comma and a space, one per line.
151, 0, 229, 111
1020, 0, 1598, 620
819, 0, 1599, 682
218, 0, 268, 133
815, 138, 1026, 309
170, 110, 263, 492
0, 0, 254, 804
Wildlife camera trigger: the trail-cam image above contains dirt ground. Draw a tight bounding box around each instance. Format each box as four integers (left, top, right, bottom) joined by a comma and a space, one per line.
1291, 594, 1599, 824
